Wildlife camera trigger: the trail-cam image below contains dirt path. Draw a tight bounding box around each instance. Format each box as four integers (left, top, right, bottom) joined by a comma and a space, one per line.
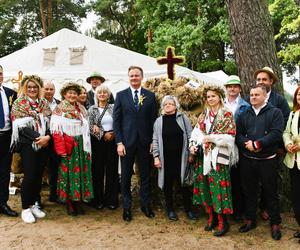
0, 192, 299, 250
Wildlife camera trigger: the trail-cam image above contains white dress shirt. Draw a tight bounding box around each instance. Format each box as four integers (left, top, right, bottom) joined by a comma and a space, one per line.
0, 86, 11, 131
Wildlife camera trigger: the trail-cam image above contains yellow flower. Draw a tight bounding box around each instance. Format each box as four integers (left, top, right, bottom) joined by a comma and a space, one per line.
138, 94, 146, 106
9, 96, 13, 106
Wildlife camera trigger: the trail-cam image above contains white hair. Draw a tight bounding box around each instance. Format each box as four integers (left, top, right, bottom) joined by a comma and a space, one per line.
161, 95, 180, 111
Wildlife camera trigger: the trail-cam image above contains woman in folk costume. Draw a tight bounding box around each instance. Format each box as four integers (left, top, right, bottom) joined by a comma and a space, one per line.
11, 75, 51, 224
50, 82, 93, 216
189, 84, 237, 237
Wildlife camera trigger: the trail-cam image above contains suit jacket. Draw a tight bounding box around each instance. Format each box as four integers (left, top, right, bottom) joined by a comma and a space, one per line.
3, 86, 17, 122
113, 87, 157, 147
88, 89, 114, 106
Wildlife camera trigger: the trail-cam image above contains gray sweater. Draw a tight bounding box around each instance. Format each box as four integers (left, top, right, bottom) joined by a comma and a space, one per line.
152, 112, 192, 189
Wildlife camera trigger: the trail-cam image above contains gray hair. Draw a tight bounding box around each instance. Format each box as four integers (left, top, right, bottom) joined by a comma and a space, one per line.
161, 95, 180, 111
95, 85, 112, 96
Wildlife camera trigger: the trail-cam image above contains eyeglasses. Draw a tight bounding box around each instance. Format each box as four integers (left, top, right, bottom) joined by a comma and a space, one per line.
27, 86, 39, 90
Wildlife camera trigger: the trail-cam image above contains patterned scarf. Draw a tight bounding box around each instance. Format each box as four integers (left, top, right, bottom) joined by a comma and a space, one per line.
10, 95, 51, 148
51, 100, 91, 154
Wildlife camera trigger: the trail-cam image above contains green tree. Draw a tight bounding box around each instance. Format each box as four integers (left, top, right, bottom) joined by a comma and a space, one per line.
137, 0, 236, 74
269, 0, 300, 79
0, 0, 87, 58
90, 0, 147, 54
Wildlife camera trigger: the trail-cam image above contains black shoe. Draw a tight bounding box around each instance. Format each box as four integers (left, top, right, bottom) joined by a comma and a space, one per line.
271, 225, 281, 241
167, 210, 178, 221
232, 214, 243, 223
239, 221, 256, 233
66, 202, 77, 216
76, 202, 85, 215
141, 207, 155, 218
48, 195, 58, 203
294, 231, 300, 238
214, 221, 229, 237
107, 204, 118, 210
186, 211, 196, 220
204, 219, 218, 231
123, 209, 132, 222
0, 204, 18, 217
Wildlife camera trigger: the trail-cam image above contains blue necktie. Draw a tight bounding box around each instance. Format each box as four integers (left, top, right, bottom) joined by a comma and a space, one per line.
134, 90, 139, 111
0, 91, 5, 129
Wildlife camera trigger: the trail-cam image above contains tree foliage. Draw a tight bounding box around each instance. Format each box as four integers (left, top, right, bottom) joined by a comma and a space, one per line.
90, 0, 147, 54
0, 0, 87, 58
269, 0, 300, 76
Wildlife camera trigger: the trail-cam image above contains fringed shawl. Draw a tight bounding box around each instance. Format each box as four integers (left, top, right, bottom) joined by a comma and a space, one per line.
10, 96, 51, 149
190, 107, 237, 175
50, 100, 91, 154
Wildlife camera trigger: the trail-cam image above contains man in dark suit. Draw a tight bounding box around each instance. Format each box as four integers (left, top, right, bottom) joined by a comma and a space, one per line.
113, 66, 157, 221
44, 81, 60, 203
0, 65, 18, 217
86, 72, 114, 106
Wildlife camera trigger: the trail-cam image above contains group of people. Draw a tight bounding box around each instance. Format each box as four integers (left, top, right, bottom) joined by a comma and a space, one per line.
0, 64, 300, 243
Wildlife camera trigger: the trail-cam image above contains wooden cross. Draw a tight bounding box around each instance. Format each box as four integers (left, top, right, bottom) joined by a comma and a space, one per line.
156, 46, 185, 80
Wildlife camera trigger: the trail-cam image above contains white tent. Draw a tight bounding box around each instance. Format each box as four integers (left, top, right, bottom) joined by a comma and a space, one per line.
0, 28, 227, 97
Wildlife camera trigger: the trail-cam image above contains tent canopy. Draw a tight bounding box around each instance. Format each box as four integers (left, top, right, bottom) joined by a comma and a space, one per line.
0, 28, 228, 97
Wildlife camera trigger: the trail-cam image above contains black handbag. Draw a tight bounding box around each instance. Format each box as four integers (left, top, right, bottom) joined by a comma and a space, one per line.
182, 116, 195, 187
183, 161, 194, 187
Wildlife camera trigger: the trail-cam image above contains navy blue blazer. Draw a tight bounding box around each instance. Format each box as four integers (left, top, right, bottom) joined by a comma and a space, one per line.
3, 86, 17, 115
113, 87, 157, 147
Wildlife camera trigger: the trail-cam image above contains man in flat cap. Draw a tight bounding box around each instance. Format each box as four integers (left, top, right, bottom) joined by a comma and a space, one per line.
86, 72, 114, 106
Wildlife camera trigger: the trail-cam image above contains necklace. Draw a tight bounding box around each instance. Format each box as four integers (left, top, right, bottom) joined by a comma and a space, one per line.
208, 110, 217, 123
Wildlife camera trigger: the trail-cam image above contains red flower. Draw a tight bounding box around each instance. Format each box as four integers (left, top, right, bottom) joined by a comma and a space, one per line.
228, 129, 236, 135
209, 190, 213, 196
208, 177, 214, 183
61, 164, 68, 173
74, 190, 80, 199
87, 154, 91, 161
220, 180, 227, 187
216, 165, 220, 172
193, 188, 199, 195
84, 191, 91, 198
20, 99, 27, 105
83, 165, 88, 172
223, 208, 233, 214
217, 194, 222, 201
73, 141, 79, 147
59, 190, 67, 198
74, 166, 80, 173
224, 193, 228, 198
224, 112, 231, 117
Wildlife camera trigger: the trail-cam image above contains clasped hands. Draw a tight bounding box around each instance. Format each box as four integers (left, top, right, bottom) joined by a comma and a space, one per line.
286, 143, 300, 153
244, 140, 261, 152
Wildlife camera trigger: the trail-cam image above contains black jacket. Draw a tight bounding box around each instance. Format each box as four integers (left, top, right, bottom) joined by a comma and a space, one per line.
236, 103, 284, 159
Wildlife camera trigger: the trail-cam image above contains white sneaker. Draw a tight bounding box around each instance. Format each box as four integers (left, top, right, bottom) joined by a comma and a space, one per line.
21, 208, 36, 223
31, 205, 46, 218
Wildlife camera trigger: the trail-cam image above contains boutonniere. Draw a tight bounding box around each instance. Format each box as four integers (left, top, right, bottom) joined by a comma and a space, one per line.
138, 94, 146, 106
9, 96, 13, 106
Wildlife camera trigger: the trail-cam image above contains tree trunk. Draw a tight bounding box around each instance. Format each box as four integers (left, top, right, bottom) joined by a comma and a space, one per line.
225, 0, 283, 95
39, 0, 47, 37
47, 0, 53, 30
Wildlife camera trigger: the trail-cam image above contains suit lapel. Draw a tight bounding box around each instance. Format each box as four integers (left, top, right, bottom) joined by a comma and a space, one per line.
3, 87, 13, 111
126, 88, 136, 112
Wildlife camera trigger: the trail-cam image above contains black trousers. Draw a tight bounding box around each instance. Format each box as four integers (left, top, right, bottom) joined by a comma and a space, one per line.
240, 155, 281, 225
0, 131, 12, 205
290, 165, 300, 226
91, 136, 119, 206
20, 144, 47, 209
46, 145, 60, 199
163, 173, 192, 212
230, 164, 245, 216
121, 142, 151, 209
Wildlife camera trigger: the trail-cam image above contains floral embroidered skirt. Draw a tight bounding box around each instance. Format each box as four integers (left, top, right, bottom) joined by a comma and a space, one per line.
57, 135, 94, 202
192, 156, 233, 215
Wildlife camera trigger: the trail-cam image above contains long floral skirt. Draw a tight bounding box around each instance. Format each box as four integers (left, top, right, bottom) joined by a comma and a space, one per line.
192, 156, 233, 214
57, 135, 94, 202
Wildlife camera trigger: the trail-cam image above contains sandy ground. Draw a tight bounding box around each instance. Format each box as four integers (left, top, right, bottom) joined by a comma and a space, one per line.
1, 189, 300, 250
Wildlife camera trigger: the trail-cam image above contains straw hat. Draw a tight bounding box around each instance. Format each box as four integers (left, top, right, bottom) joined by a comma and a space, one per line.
86, 72, 105, 83
254, 66, 278, 84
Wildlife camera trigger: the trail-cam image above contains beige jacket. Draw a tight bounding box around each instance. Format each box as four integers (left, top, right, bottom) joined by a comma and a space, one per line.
283, 111, 300, 169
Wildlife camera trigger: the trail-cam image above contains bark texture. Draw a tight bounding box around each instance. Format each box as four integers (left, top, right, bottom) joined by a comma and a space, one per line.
226, 0, 283, 95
